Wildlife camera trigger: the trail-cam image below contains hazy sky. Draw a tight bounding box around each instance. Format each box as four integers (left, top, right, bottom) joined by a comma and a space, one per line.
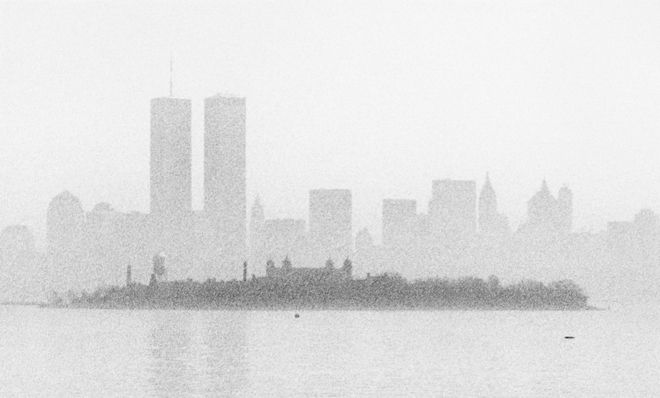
2, 0, 660, 248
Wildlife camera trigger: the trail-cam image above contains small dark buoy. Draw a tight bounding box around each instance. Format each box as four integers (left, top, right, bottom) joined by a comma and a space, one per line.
294, 313, 300, 318
564, 336, 575, 339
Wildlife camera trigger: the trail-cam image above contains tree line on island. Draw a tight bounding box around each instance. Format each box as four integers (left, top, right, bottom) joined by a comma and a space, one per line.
52, 268, 589, 310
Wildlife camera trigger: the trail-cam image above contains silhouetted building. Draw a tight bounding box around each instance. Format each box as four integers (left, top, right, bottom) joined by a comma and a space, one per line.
557, 185, 573, 234
150, 96, 193, 275
152, 252, 167, 283
354, 227, 379, 276
123, 211, 152, 281
248, 196, 266, 272
520, 180, 572, 236
309, 189, 352, 263
265, 256, 352, 282
47, 191, 84, 254
150, 97, 192, 219
429, 179, 476, 243
204, 94, 247, 275
47, 191, 85, 289
84, 202, 131, 286
478, 174, 509, 237
126, 264, 132, 287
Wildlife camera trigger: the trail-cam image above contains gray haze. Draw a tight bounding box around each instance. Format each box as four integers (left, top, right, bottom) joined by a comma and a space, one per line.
2, 0, 660, 245
2, 1, 660, 306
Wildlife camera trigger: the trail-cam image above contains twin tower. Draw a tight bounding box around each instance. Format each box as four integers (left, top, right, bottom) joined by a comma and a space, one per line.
150, 94, 246, 276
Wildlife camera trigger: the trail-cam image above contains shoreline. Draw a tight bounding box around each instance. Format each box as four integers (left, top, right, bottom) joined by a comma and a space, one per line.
41, 303, 599, 311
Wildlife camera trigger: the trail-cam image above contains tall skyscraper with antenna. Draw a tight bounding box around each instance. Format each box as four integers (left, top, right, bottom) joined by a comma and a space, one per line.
149, 61, 192, 276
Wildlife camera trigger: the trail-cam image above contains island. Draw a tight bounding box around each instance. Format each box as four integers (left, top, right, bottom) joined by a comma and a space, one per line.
50, 256, 590, 310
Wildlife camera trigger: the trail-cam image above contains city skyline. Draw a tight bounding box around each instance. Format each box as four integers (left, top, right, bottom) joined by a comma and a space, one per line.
3, 84, 660, 301
4, 3, 660, 397
7, 84, 652, 250
3, 1, 660, 248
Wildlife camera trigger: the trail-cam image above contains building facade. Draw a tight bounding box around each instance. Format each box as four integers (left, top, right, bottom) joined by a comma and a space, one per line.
309, 189, 352, 263
150, 97, 193, 274
204, 94, 247, 275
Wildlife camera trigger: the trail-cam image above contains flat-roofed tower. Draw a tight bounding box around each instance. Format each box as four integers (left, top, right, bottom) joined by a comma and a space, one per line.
150, 97, 192, 219
150, 96, 192, 276
309, 189, 352, 264
204, 94, 246, 274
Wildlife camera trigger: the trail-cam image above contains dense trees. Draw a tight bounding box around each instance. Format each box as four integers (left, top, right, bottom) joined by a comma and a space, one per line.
60, 273, 589, 310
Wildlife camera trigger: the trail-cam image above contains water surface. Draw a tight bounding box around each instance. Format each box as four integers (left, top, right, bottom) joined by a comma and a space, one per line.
0, 306, 657, 397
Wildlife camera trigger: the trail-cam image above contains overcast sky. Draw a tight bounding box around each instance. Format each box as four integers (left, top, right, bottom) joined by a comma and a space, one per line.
2, 0, 660, 247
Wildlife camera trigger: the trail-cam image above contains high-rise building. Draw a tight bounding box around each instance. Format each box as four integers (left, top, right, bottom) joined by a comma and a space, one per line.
150, 97, 192, 219
309, 189, 352, 263
204, 94, 246, 274
520, 180, 572, 236
249, 196, 266, 268
46, 191, 85, 289
526, 180, 556, 230
382, 199, 417, 248
150, 97, 192, 276
557, 185, 573, 234
478, 174, 509, 236
84, 202, 132, 286
428, 179, 476, 242
478, 174, 497, 232
47, 191, 85, 256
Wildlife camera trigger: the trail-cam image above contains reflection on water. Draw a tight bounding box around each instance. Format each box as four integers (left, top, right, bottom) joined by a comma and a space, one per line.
1, 306, 660, 397
147, 312, 248, 397
148, 314, 194, 397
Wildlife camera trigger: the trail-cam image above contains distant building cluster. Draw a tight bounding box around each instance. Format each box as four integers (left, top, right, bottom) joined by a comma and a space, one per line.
37, 94, 246, 293
1, 92, 660, 302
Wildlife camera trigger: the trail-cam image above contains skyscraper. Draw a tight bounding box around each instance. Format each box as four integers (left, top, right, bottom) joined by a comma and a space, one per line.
478, 174, 497, 233
429, 179, 477, 242
46, 191, 85, 289
557, 185, 573, 234
204, 94, 246, 274
478, 174, 509, 236
150, 96, 192, 276
309, 189, 352, 263
249, 196, 266, 269
47, 191, 84, 255
520, 180, 572, 236
150, 97, 192, 219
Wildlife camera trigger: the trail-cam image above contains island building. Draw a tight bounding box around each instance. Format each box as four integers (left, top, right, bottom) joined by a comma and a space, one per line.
151, 252, 168, 284
265, 256, 353, 282
126, 264, 132, 287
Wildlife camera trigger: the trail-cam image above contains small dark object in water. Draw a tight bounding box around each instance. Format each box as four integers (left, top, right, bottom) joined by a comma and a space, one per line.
294, 313, 300, 318
564, 336, 575, 339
